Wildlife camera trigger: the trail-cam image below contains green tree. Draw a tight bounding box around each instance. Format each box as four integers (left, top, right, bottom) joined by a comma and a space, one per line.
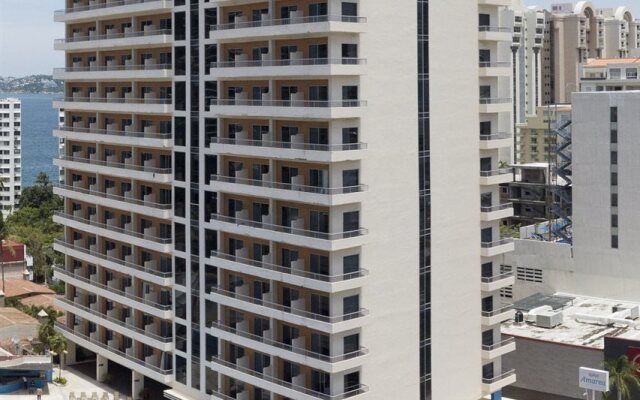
49, 333, 67, 379
604, 355, 640, 400
0, 212, 16, 293
19, 173, 54, 209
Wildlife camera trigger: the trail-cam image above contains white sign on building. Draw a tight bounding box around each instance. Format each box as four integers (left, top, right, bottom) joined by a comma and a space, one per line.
579, 367, 610, 392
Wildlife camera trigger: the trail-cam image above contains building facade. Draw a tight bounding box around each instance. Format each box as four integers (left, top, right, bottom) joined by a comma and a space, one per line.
52, 0, 516, 399
0, 98, 22, 214
580, 57, 640, 91
515, 104, 571, 163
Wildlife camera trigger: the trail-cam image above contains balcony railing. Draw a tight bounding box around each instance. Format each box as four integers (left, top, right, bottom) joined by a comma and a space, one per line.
57, 297, 171, 343
480, 203, 512, 213
211, 58, 366, 68
54, 239, 171, 278
55, 321, 172, 375
481, 271, 514, 284
479, 97, 512, 105
53, 266, 171, 310
481, 238, 514, 249
209, 99, 366, 108
55, 64, 171, 73
209, 250, 368, 283
209, 174, 367, 195
55, 155, 171, 175
53, 211, 172, 245
209, 355, 368, 400
54, 29, 172, 44
55, 0, 167, 15
209, 285, 368, 324
481, 304, 514, 318
211, 14, 367, 31
480, 133, 511, 141
482, 369, 516, 384
482, 337, 515, 352
209, 320, 368, 363
209, 136, 366, 151
480, 168, 513, 177
57, 125, 171, 140
209, 213, 368, 240
57, 183, 171, 210
479, 61, 511, 68
59, 96, 171, 105
478, 26, 512, 33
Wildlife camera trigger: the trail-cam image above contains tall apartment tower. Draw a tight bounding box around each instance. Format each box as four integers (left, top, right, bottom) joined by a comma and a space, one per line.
0, 98, 22, 214
511, 1, 545, 125
52, 1, 515, 399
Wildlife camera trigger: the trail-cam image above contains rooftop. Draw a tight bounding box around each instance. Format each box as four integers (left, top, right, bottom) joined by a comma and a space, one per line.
0, 307, 38, 329
503, 293, 640, 349
584, 57, 640, 68
19, 294, 59, 311
2, 280, 54, 299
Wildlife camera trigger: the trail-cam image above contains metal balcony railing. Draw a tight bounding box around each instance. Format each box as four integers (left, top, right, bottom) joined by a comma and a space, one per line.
209, 213, 368, 240
478, 26, 512, 33
208, 320, 368, 363
479, 61, 511, 68
481, 271, 514, 284
482, 369, 516, 384
479, 97, 512, 105
480, 132, 511, 141
209, 250, 368, 283
59, 96, 171, 105
480, 203, 513, 213
57, 125, 171, 140
209, 174, 367, 195
55, 155, 171, 175
57, 183, 171, 210
54, 29, 172, 44
209, 285, 368, 324
55, 321, 172, 375
480, 238, 514, 249
482, 337, 515, 352
53, 211, 172, 245
209, 136, 366, 151
209, 355, 368, 400
210, 99, 366, 108
211, 14, 367, 31
54, 239, 171, 278
480, 168, 513, 177
211, 58, 366, 68
481, 304, 514, 318
55, 0, 167, 15
54, 64, 171, 73
57, 297, 171, 343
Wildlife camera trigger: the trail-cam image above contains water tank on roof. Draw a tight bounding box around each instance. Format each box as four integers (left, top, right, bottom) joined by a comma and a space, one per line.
515, 311, 524, 324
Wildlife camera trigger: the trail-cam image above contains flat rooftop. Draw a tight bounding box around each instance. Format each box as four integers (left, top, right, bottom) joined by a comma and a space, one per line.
503, 294, 640, 349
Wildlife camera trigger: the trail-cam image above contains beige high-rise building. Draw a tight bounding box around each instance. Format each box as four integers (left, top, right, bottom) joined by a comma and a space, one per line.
51, 0, 516, 399
516, 104, 572, 163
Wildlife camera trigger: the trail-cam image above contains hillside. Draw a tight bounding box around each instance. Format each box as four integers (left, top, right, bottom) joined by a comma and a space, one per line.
0, 75, 63, 94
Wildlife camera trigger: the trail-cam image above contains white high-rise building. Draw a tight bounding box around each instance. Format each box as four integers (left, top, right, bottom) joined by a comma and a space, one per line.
52, 1, 516, 399
0, 98, 22, 214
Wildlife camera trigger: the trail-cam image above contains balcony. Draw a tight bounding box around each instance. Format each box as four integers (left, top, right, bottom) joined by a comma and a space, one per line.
53, 125, 171, 148
478, 26, 513, 42
54, 183, 171, 220
209, 58, 366, 79
208, 98, 365, 119
54, 0, 173, 22
480, 203, 513, 222
479, 97, 512, 113
207, 250, 367, 293
207, 213, 367, 252
480, 238, 515, 257
53, 266, 171, 318
481, 271, 515, 292
479, 168, 513, 186
208, 355, 368, 400
479, 132, 511, 150
207, 286, 368, 333
53, 155, 171, 183
53, 64, 172, 81
482, 369, 517, 394
479, 61, 511, 77
54, 29, 172, 51
481, 337, 516, 361
477, 0, 513, 6
53, 239, 171, 286
208, 174, 366, 206
53, 95, 171, 114
55, 297, 171, 351
208, 14, 367, 41
53, 211, 171, 253
481, 304, 515, 326
55, 321, 172, 384
207, 320, 367, 373
207, 137, 366, 163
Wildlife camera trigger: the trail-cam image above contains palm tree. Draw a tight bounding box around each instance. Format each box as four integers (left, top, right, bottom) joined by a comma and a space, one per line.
49, 333, 67, 380
604, 355, 640, 400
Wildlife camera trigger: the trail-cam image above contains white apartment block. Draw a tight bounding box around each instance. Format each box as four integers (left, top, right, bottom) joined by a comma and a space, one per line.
0, 98, 22, 214
52, 1, 516, 399
511, 1, 545, 124
580, 57, 640, 91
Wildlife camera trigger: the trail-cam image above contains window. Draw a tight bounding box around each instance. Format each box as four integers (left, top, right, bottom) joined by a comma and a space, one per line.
612, 235, 619, 249
611, 106, 618, 123
516, 267, 543, 283
612, 214, 618, 228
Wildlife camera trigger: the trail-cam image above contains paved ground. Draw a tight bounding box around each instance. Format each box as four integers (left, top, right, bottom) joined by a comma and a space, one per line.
2, 364, 120, 400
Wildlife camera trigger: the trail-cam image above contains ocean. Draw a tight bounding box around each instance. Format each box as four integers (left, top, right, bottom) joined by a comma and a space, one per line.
0, 92, 60, 188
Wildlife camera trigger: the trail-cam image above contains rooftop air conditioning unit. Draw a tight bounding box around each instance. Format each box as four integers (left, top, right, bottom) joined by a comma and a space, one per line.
536, 310, 563, 329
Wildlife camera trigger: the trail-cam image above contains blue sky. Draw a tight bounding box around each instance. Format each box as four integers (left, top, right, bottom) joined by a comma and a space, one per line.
0, 1, 638, 76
